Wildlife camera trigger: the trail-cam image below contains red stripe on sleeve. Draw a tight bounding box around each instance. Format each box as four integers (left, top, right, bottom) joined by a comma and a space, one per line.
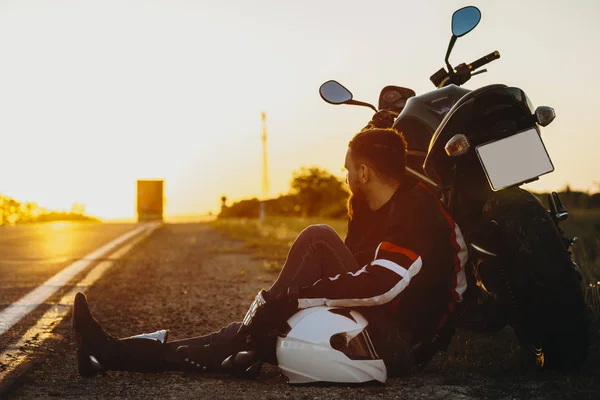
379, 241, 419, 262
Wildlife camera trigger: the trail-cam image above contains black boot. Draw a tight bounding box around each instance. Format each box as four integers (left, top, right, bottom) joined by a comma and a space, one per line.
164, 287, 294, 379
169, 341, 262, 378
162, 321, 264, 377
72, 292, 168, 376
162, 322, 240, 371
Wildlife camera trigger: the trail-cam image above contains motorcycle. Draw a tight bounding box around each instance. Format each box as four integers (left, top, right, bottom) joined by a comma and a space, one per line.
319, 6, 590, 370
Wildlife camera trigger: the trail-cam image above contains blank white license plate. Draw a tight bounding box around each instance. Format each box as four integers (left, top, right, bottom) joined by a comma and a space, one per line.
475, 127, 554, 191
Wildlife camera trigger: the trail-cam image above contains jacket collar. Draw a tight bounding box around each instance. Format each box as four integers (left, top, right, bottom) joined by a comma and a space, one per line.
374, 175, 418, 213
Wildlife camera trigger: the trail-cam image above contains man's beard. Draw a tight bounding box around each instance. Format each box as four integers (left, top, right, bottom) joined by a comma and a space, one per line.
346, 188, 370, 221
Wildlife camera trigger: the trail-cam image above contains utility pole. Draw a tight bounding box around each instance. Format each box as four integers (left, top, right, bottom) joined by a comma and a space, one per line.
259, 112, 269, 223
261, 112, 269, 198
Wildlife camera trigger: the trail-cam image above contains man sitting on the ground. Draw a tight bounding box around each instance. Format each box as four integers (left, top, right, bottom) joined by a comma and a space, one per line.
72, 127, 467, 380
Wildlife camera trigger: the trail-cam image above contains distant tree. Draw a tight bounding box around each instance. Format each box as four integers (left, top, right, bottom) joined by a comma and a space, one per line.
219, 197, 261, 218
0, 195, 98, 225
264, 194, 302, 217
537, 185, 600, 210
290, 166, 349, 217
24, 201, 39, 215
18, 202, 39, 223
70, 203, 86, 215
590, 193, 600, 208
219, 167, 351, 219
0, 196, 22, 225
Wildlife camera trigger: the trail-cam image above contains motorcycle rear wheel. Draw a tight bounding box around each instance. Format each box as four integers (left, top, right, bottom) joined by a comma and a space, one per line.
481, 188, 590, 370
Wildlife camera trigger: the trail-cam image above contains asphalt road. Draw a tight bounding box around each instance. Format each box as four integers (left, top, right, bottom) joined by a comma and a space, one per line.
0, 223, 598, 399
0, 222, 138, 311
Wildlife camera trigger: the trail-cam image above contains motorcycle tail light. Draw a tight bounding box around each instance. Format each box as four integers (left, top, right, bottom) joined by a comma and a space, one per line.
445, 134, 471, 156
535, 106, 556, 127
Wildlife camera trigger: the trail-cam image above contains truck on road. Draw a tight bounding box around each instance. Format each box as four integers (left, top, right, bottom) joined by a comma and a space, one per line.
136, 180, 164, 222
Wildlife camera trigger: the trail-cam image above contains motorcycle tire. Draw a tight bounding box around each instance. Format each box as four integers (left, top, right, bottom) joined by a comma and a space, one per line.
481, 188, 590, 370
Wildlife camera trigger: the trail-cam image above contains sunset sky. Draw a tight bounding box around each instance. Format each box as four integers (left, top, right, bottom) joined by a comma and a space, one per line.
0, 0, 598, 219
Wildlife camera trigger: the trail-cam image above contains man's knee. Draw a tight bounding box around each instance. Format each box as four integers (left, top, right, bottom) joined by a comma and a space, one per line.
300, 224, 338, 240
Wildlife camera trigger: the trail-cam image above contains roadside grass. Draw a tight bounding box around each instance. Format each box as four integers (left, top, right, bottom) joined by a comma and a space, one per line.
559, 209, 600, 283
209, 217, 347, 272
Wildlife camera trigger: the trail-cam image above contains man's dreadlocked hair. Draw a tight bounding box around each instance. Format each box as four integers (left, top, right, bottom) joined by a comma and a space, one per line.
346, 127, 408, 220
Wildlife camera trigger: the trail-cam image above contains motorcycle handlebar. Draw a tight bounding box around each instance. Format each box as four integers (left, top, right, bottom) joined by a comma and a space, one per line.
469, 51, 500, 71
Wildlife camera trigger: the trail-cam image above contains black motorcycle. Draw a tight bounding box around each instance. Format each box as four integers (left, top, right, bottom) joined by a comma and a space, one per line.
319, 6, 589, 370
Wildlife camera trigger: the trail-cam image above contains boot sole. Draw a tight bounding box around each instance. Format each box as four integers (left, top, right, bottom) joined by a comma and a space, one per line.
76, 347, 95, 377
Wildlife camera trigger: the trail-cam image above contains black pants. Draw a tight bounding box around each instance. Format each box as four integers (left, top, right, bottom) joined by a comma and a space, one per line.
127, 225, 412, 374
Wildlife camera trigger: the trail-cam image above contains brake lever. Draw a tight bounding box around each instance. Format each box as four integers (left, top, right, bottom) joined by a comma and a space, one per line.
471, 69, 488, 77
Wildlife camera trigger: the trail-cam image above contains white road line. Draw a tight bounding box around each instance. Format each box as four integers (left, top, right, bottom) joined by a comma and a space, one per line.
0, 222, 161, 384
0, 223, 154, 336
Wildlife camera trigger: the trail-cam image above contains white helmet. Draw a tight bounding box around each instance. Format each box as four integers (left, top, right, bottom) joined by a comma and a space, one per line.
275, 306, 387, 384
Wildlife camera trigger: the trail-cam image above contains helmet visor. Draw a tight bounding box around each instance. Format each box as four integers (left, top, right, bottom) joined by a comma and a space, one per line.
330, 329, 379, 360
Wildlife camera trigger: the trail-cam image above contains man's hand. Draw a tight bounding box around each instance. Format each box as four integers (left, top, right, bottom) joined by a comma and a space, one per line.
233, 287, 299, 365
242, 287, 299, 339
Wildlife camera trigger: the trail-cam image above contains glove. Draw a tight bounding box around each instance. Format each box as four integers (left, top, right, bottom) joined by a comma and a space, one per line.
241, 287, 299, 340
230, 287, 299, 367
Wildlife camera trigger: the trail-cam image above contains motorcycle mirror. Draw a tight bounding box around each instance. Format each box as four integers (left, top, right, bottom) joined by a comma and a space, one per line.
319, 80, 353, 104
451, 6, 481, 37
319, 80, 378, 112
444, 6, 482, 82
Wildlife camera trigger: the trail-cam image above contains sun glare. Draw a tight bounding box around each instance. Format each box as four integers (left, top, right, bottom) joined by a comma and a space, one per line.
42, 224, 74, 258
49, 222, 68, 231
